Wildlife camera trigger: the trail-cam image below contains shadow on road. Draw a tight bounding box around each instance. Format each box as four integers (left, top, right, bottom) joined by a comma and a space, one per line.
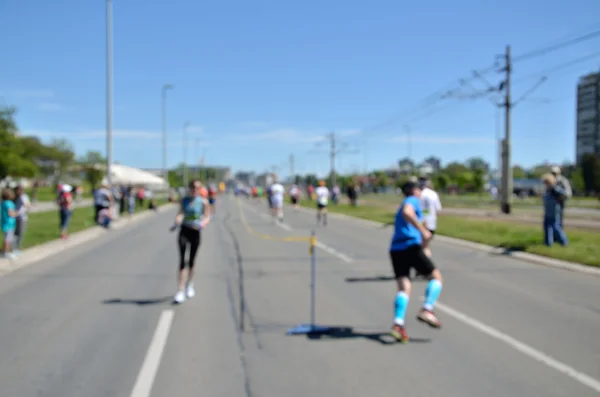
345, 275, 395, 283
102, 296, 173, 306
492, 244, 527, 256
302, 326, 431, 345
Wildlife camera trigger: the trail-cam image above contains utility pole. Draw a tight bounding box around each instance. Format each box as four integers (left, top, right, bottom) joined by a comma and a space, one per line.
183, 121, 190, 188
161, 84, 174, 189
105, 0, 113, 188
500, 45, 512, 214
289, 153, 295, 182
329, 132, 336, 188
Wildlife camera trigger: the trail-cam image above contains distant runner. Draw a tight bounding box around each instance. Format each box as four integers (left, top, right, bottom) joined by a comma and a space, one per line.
270, 178, 285, 222
315, 180, 329, 226
289, 184, 300, 208
419, 177, 442, 258
389, 180, 443, 343
170, 180, 211, 304
208, 183, 217, 215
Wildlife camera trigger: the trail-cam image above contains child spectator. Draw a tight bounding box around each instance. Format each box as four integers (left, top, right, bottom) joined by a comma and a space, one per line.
1, 188, 18, 259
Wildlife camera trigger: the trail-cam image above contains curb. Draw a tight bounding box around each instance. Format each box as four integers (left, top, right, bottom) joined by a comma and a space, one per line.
294, 204, 600, 277
0, 203, 177, 278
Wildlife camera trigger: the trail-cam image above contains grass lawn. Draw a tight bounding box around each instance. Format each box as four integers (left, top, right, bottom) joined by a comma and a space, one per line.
20, 199, 170, 250
365, 193, 600, 210
32, 185, 94, 202
299, 200, 600, 267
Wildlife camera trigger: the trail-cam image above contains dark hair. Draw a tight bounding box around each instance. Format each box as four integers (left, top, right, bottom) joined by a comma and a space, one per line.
401, 181, 419, 197
189, 179, 202, 190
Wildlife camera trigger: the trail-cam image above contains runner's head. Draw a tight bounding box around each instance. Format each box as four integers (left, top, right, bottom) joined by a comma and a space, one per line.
189, 180, 203, 197
318, 180, 325, 187
401, 180, 421, 198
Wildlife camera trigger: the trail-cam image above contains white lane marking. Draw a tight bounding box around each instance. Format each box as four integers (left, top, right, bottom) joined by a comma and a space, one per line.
243, 199, 600, 391
434, 301, 600, 393
240, 201, 353, 263
314, 241, 353, 263
130, 310, 175, 397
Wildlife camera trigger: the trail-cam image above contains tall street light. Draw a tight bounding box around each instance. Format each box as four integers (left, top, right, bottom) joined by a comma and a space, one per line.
161, 84, 174, 189
183, 121, 190, 187
106, 0, 113, 188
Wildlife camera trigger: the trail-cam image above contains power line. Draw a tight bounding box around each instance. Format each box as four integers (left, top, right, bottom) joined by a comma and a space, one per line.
513, 30, 600, 63
513, 51, 600, 83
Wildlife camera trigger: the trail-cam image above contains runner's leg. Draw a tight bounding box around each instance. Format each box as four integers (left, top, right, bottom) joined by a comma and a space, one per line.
175, 228, 190, 303
389, 249, 413, 343
185, 229, 201, 298
414, 248, 443, 328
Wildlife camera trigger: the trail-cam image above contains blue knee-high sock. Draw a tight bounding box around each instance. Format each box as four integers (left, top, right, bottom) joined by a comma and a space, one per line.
423, 279, 442, 311
394, 292, 409, 326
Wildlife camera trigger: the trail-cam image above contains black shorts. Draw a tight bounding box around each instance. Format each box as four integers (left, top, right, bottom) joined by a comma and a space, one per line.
317, 203, 327, 210
390, 245, 436, 279
291, 197, 298, 205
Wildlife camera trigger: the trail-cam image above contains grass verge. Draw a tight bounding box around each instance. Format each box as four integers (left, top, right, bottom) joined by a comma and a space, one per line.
299, 200, 600, 267
20, 199, 170, 250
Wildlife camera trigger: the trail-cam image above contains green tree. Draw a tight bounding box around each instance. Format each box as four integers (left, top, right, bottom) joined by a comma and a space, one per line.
443, 162, 469, 178
580, 154, 600, 193
304, 174, 318, 186
465, 157, 489, 173
0, 106, 39, 179
472, 168, 485, 193
78, 151, 106, 188
455, 172, 473, 191
570, 167, 585, 194
433, 173, 449, 192
512, 165, 527, 179
377, 172, 389, 188
527, 164, 548, 179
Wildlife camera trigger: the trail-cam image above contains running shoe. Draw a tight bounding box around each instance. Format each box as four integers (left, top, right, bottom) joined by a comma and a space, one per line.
174, 290, 186, 304
417, 309, 442, 328
186, 282, 195, 298
390, 324, 409, 343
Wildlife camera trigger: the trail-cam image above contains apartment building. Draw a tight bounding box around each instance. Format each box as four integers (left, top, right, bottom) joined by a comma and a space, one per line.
576, 71, 600, 163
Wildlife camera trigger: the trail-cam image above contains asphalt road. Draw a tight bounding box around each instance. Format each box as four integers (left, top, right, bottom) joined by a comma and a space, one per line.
1, 195, 599, 397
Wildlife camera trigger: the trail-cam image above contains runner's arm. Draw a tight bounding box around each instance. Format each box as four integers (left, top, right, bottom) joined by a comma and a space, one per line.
174, 202, 184, 224
201, 199, 211, 226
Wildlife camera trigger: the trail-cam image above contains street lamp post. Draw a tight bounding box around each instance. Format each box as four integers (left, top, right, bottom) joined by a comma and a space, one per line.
161, 84, 174, 190
106, 0, 113, 188
183, 121, 190, 187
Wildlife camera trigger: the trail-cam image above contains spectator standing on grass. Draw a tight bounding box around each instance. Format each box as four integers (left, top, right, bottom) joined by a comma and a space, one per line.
1, 188, 18, 259
13, 185, 31, 254
550, 166, 572, 228
57, 184, 73, 240
94, 182, 112, 225
128, 186, 136, 215
541, 173, 568, 247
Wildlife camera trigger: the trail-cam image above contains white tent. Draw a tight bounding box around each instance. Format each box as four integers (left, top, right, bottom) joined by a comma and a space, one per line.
101, 164, 168, 190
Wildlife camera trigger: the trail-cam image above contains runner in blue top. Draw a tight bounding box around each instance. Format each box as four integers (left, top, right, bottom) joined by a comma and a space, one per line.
388, 180, 444, 343
170, 179, 211, 304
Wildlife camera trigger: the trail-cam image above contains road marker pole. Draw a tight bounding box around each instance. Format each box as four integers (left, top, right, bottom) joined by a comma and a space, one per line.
286, 229, 333, 335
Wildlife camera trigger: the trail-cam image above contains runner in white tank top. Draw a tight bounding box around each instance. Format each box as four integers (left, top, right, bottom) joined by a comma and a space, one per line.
270, 177, 285, 222
315, 180, 330, 226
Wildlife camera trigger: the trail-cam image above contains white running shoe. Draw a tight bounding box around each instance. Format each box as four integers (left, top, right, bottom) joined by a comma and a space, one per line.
174, 290, 186, 304
186, 282, 195, 298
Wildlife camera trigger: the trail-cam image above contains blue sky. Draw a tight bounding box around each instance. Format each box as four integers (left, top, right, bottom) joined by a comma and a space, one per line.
1, 0, 599, 179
